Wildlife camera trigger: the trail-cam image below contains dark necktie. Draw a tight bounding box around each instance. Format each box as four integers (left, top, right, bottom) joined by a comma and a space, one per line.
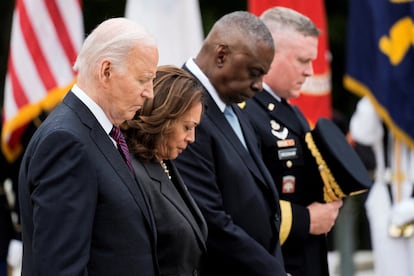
110, 125, 133, 174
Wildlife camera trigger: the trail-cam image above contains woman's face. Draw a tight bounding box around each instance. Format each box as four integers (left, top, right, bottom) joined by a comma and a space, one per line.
159, 102, 203, 160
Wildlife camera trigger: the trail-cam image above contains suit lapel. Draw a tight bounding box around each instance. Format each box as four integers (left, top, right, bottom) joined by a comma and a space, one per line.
204, 94, 271, 190
234, 104, 280, 199
292, 105, 311, 132
182, 66, 276, 194
254, 90, 306, 136
142, 160, 207, 251
63, 92, 154, 229
169, 161, 208, 245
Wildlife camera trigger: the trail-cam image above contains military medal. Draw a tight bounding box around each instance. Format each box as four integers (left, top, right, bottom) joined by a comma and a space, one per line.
270, 120, 288, 140
270, 120, 280, 130
277, 139, 295, 148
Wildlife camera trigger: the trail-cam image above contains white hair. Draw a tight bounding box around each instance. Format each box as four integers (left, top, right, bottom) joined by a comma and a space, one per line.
73, 17, 157, 78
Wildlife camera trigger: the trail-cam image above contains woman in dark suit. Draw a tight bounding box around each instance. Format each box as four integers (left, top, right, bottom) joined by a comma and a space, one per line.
123, 65, 207, 276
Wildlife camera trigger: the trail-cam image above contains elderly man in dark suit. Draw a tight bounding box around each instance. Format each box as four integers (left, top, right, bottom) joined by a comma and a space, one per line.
175, 11, 287, 276
18, 18, 159, 275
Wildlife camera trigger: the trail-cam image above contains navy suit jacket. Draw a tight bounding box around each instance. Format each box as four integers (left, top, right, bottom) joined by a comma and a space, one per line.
132, 158, 208, 275
175, 76, 286, 275
19, 92, 158, 275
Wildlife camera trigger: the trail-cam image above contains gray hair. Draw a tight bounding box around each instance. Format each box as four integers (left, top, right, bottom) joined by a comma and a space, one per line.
260, 7, 320, 37
73, 17, 157, 78
209, 11, 274, 51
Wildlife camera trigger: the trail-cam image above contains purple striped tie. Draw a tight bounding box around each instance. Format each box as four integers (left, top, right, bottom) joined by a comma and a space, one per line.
110, 126, 133, 175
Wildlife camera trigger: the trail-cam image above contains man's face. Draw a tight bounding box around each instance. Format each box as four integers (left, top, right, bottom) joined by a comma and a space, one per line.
264, 32, 318, 99
213, 42, 274, 104
107, 46, 159, 126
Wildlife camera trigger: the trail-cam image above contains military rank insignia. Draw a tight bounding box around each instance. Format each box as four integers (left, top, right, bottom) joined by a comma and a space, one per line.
270, 120, 288, 140
282, 175, 295, 193
277, 139, 295, 148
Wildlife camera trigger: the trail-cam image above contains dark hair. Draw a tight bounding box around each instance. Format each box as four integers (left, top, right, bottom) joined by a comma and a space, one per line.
122, 65, 203, 161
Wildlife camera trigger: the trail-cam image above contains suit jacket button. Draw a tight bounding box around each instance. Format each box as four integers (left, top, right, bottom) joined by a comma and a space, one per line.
286, 160, 292, 168
275, 213, 280, 222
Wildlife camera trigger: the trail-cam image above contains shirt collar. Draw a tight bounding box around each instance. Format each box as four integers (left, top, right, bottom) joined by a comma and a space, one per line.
71, 84, 113, 135
263, 82, 282, 102
185, 58, 227, 113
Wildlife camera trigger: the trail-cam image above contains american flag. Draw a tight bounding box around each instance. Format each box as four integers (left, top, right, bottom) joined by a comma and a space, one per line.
2, 0, 83, 162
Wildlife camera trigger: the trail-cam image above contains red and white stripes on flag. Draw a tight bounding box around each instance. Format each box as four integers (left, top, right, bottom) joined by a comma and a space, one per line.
2, 0, 83, 162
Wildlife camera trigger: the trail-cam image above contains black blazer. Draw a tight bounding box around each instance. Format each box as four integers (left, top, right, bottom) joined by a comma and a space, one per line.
243, 90, 329, 276
132, 158, 208, 276
175, 75, 286, 275
18, 92, 158, 276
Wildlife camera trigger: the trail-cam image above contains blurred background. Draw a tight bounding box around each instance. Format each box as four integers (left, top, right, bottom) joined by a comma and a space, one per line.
0, 0, 357, 118
0, 1, 365, 276
3, 1, 413, 275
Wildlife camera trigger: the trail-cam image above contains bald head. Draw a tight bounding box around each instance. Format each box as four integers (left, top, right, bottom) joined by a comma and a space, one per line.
195, 11, 275, 104
74, 17, 157, 81
204, 11, 274, 53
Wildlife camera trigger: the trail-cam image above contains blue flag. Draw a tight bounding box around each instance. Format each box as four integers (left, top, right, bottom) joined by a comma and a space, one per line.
344, 0, 414, 147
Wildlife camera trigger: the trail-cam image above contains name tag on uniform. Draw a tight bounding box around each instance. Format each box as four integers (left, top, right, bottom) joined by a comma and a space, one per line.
282, 175, 295, 194
278, 148, 297, 160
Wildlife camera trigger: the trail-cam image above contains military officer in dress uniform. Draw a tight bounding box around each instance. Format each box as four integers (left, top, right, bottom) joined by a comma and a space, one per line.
241, 7, 343, 276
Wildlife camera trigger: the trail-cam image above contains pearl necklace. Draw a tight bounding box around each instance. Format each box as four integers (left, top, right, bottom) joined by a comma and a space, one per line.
160, 160, 171, 179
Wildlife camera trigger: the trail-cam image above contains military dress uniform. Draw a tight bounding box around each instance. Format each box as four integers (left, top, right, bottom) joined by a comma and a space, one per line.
242, 89, 329, 276
350, 97, 414, 276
